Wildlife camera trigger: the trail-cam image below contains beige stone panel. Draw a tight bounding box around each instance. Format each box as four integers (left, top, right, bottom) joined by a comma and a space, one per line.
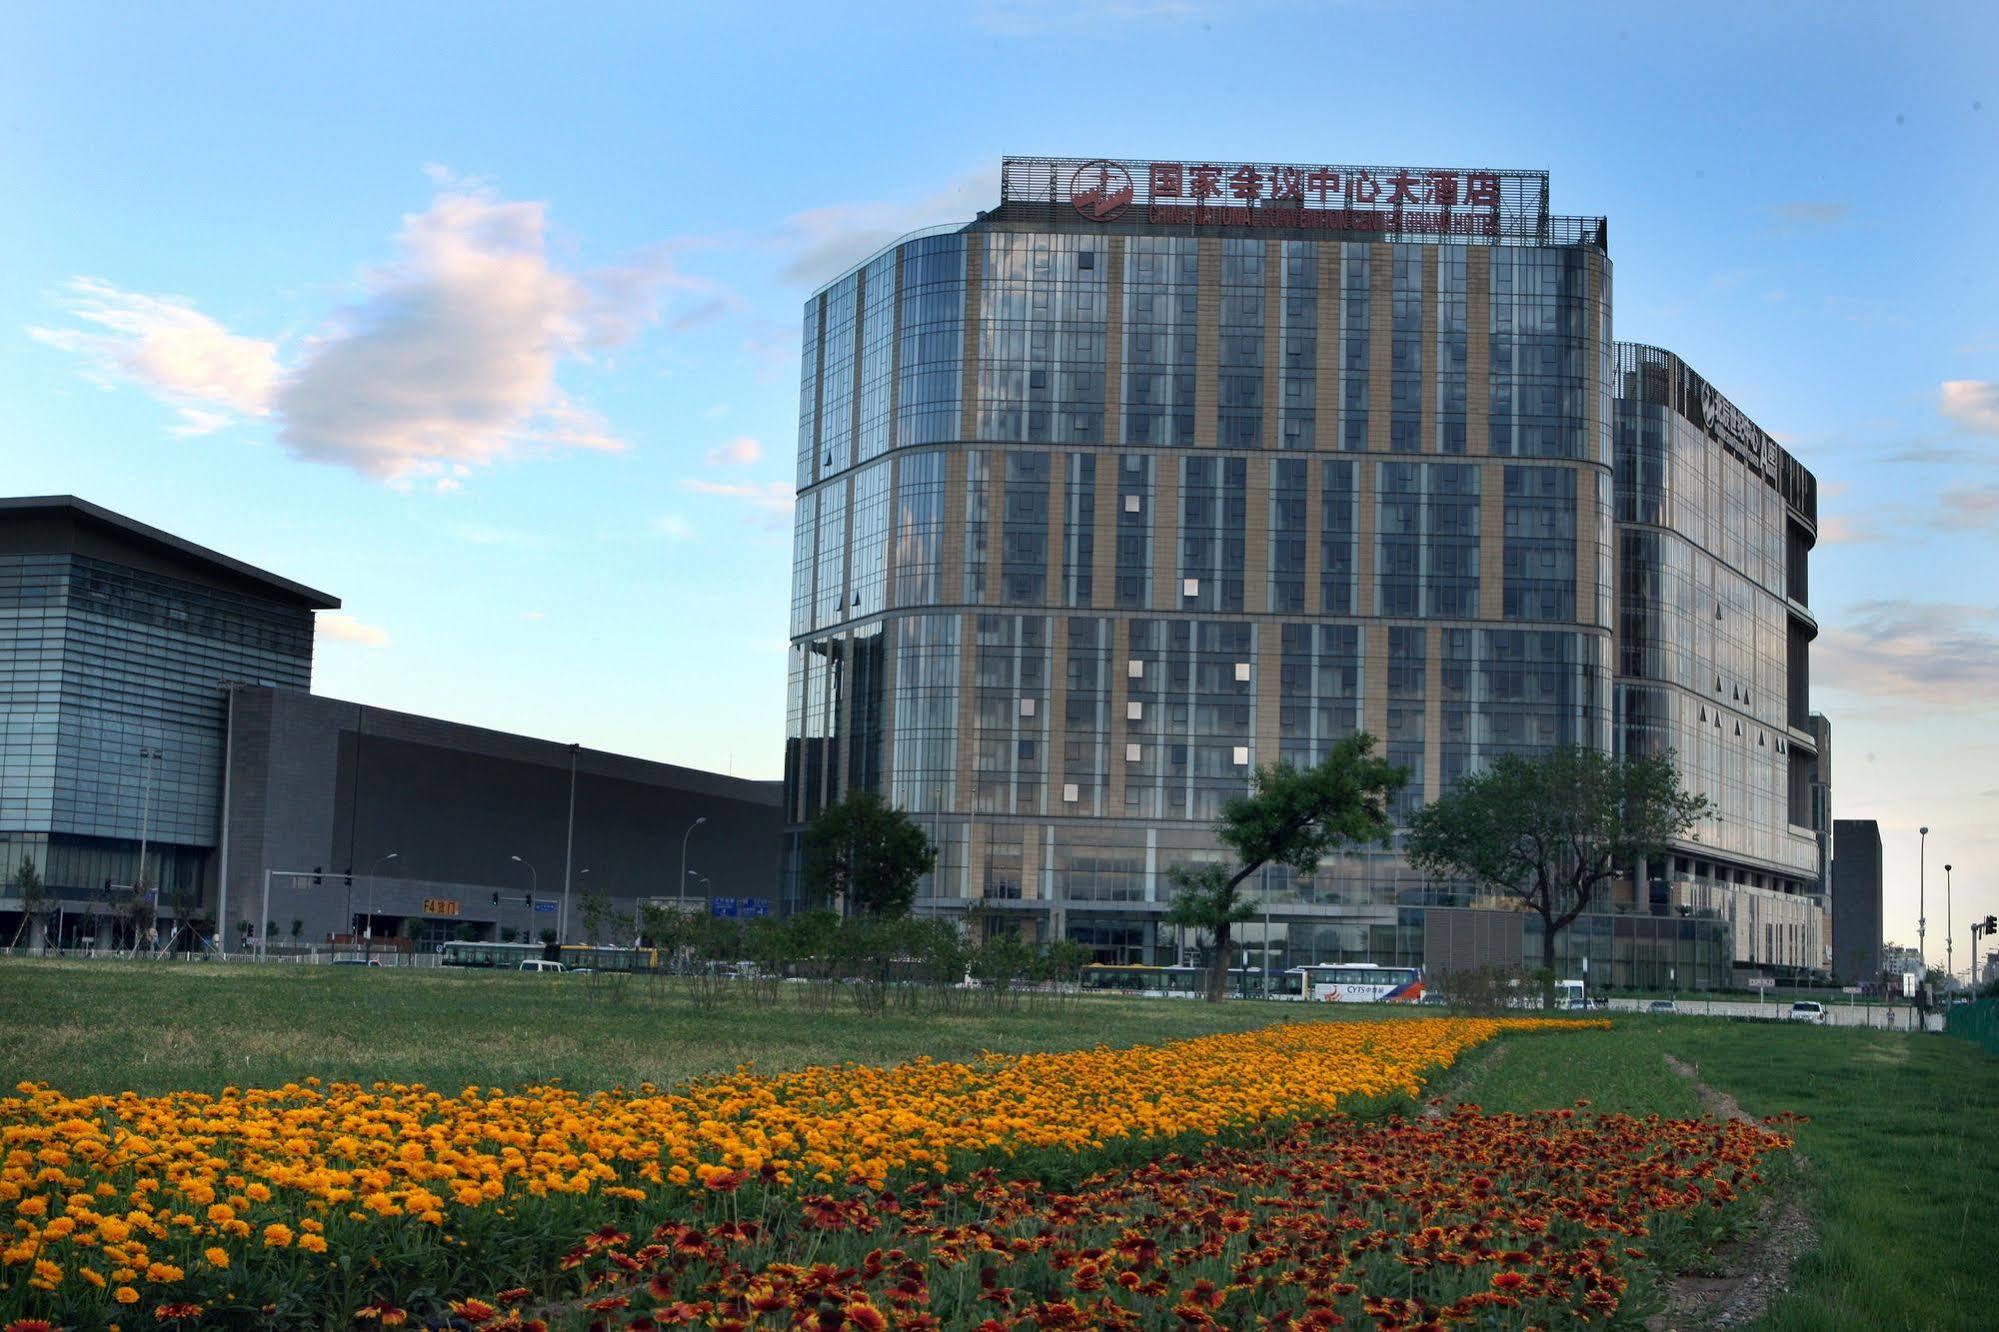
1314, 245, 1340, 448
1355, 457, 1377, 617
1020, 820, 1042, 902
1467, 247, 1490, 456
1152, 452, 1181, 611
1263, 238, 1281, 450
1368, 242, 1392, 452
1363, 617, 1389, 742
960, 233, 985, 440
967, 819, 990, 903
1302, 457, 1324, 613
1107, 617, 1130, 811
1048, 620, 1070, 805
1195, 236, 1220, 448
1104, 236, 1126, 446
953, 612, 977, 815
985, 458, 1004, 607
1245, 455, 1271, 612
1090, 459, 1117, 610
1047, 454, 1067, 609
1423, 638, 1442, 804
1480, 461, 1507, 620
1255, 622, 1281, 768
1578, 462, 1603, 630
942, 450, 968, 603
1419, 246, 1438, 456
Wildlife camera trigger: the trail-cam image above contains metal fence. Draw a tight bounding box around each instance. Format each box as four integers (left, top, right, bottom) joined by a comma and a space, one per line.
1944, 999, 1999, 1056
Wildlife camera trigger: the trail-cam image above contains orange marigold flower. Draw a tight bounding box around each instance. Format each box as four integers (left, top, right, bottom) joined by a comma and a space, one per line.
113, 1286, 141, 1305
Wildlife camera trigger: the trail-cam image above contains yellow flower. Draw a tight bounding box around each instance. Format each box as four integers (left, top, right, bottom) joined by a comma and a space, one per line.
204, 1247, 230, 1268
262, 1222, 293, 1248
114, 1284, 141, 1304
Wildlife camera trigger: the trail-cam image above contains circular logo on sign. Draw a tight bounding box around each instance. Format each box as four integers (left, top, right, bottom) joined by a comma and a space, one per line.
1070, 160, 1134, 222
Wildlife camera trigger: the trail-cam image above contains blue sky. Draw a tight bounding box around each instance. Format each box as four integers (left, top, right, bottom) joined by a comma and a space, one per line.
3, 2, 1995, 971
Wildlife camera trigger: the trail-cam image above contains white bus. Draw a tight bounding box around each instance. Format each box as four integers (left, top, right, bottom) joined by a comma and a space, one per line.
1288, 963, 1425, 1004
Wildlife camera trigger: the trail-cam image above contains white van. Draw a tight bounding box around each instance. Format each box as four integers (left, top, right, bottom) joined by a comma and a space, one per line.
519, 959, 566, 974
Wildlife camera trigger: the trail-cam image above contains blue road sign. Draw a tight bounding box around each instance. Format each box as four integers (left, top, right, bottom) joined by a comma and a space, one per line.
741, 897, 772, 918
532, 900, 557, 914
709, 897, 739, 918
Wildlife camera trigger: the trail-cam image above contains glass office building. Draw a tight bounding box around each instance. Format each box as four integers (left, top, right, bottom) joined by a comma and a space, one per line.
0, 496, 333, 939
780, 155, 1723, 976
1612, 345, 1828, 975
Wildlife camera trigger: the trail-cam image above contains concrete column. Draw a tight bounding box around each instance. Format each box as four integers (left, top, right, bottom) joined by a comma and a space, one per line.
1195, 236, 1221, 448
960, 233, 985, 441
1368, 242, 1393, 453
1467, 247, 1491, 456
1480, 461, 1507, 621
1315, 244, 1341, 452
1255, 622, 1281, 768
1104, 235, 1126, 447
942, 450, 968, 602
1152, 453, 1181, 610
1262, 238, 1282, 450
1419, 247, 1438, 455
1245, 455, 1271, 613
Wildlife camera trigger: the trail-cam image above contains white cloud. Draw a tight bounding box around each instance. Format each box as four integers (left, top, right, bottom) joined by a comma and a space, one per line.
29, 177, 728, 487
1940, 485, 1999, 531
520, 610, 545, 622
1816, 514, 1880, 544
1940, 381, 1999, 436
26, 278, 279, 433
680, 478, 794, 529
651, 513, 695, 540
1816, 601, 1999, 706
703, 436, 763, 467
775, 165, 1000, 287
317, 612, 391, 648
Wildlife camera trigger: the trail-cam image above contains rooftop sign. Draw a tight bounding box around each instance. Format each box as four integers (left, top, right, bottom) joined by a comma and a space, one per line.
1002, 156, 1552, 240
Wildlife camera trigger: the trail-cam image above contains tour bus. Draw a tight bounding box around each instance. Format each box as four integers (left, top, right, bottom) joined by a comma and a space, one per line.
438, 940, 549, 969
440, 940, 662, 973
1287, 962, 1425, 1003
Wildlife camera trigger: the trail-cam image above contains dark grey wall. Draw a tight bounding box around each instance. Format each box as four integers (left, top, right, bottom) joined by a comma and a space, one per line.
1831, 819, 1883, 983
222, 686, 781, 947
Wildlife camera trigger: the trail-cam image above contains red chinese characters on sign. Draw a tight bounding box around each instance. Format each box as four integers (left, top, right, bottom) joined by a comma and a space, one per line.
1149, 163, 1183, 199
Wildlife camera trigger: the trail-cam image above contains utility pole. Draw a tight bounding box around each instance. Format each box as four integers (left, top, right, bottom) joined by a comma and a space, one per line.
1918, 826, 1929, 973
135, 745, 163, 898
1944, 863, 1954, 989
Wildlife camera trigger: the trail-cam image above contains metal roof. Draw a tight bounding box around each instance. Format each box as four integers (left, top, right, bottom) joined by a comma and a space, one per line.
0, 495, 341, 609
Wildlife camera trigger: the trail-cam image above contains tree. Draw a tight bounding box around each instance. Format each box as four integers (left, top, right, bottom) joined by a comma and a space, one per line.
803, 791, 937, 918
8, 855, 47, 950
1165, 733, 1406, 1002
1405, 747, 1711, 1009
579, 886, 612, 946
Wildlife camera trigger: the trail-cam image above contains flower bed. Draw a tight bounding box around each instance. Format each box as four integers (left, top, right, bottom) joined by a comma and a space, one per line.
0, 1017, 1589, 1327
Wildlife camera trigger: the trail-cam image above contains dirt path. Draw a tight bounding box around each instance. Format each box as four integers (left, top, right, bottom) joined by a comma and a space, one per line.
1646, 1054, 1815, 1331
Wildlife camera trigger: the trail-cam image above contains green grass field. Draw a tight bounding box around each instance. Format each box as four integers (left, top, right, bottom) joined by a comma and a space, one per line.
0, 959, 1363, 1096
5, 961, 1995, 1329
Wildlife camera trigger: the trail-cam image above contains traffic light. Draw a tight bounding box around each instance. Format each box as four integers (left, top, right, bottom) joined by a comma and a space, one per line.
523, 893, 532, 906
343, 867, 353, 888
491, 892, 501, 906
1986, 915, 1997, 933
312, 866, 323, 886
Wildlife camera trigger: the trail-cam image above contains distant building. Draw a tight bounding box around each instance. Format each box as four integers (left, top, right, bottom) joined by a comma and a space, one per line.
0, 495, 334, 938
781, 153, 1828, 989
1831, 819, 1883, 983
1883, 943, 1923, 979
0, 495, 781, 951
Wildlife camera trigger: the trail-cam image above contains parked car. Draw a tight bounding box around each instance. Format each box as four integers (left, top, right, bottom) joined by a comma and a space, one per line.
1646, 999, 1677, 1014
519, 959, 566, 974
332, 958, 381, 968
1787, 1000, 1827, 1025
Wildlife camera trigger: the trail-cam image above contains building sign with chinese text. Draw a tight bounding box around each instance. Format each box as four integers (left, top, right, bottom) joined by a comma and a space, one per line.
1002, 156, 1551, 241
422, 897, 460, 917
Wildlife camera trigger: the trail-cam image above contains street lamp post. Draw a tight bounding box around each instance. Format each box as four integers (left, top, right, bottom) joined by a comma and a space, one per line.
1918, 827, 1929, 973
134, 745, 163, 897
1944, 863, 1954, 989
679, 817, 707, 908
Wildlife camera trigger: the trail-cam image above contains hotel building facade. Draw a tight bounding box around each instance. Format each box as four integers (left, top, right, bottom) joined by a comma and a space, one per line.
782, 157, 1828, 986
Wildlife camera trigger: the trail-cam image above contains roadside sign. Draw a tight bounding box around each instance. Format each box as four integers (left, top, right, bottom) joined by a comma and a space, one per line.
742, 897, 771, 918
710, 897, 739, 919
532, 900, 557, 914
1746, 976, 1774, 989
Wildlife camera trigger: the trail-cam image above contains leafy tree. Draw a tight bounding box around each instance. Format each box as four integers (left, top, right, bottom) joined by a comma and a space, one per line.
803, 791, 937, 918
8, 855, 47, 950
1166, 733, 1405, 1002
1405, 747, 1710, 1009
579, 886, 612, 946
